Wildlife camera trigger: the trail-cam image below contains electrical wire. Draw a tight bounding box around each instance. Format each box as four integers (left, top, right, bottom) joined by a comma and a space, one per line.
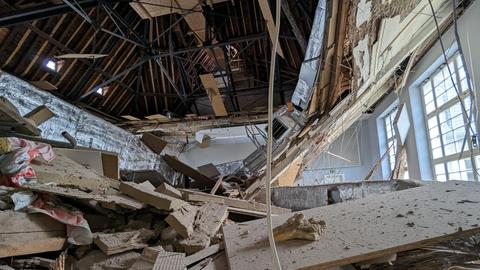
265, 0, 282, 269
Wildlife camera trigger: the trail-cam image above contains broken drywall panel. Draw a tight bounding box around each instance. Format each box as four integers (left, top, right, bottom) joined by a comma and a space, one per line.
0, 72, 178, 184
355, 0, 372, 27
353, 35, 370, 96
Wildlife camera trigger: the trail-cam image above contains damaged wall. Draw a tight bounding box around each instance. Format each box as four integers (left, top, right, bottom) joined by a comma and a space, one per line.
0, 71, 176, 181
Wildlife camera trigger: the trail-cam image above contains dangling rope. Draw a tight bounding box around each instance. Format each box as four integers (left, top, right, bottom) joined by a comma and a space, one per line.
265, 0, 283, 269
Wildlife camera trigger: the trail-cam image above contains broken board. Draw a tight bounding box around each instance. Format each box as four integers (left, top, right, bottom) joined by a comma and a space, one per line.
0, 211, 66, 258
163, 155, 216, 188
141, 133, 168, 155
180, 188, 290, 215
120, 181, 186, 211
199, 74, 228, 117
223, 181, 480, 270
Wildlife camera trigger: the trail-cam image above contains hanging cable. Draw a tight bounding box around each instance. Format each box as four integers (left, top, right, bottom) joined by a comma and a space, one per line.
265, 0, 282, 269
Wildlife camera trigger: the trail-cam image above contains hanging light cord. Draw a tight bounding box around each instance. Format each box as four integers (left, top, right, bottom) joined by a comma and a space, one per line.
265, 0, 282, 269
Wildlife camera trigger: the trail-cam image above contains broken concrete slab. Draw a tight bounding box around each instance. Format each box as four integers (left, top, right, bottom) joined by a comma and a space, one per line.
22, 183, 146, 210
165, 204, 198, 239
94, 229, 155, 255
155, 182, 182, 199
119, 181, 187, 211
179, 203, 228, 254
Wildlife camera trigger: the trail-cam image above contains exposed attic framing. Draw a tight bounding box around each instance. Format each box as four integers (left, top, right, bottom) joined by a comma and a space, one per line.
0, 0, 318, 121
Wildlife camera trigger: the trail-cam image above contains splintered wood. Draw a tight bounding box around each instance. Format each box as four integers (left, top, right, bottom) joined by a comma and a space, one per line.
223, 181, 480, 270
180, 203, 228, 254
94, 229, 155, 255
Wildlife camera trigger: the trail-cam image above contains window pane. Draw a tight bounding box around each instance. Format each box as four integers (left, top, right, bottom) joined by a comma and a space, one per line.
446, 158, 474, 181
437, 174, 447, 182
432, 147, 443, 159
435, 164, 445, 175
424, 91, 434, 103
425, 101, 435, 114
429, 126, 439, 138
422, 82, 432, 95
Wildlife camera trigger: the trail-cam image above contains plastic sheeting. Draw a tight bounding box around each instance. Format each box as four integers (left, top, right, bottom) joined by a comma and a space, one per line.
291, 0, 327, 111
0, 72, 177, 182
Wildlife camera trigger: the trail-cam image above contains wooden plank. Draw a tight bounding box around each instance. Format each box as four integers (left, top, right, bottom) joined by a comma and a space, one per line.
121, 115, 141, 121
179, 203, 228, 254
30, 80, 58, 91
257, 0, 285, 58
223, 181, 480, 270
141, 133, 168, 155
185, 243, 224, 266
210, 176, 224, 195
119, 181, 187, 211
55, 53, 108, 59
198, 163, 220, 179
0, 211, 65, 234
163, 155, 216, 188
144, 113, 171, 122
0, 236, 66, 258
155, 182, 182, 199
94, 229, 154, 255
0, 211, 66, 258
165, 204, 198, 238
275, 154, 303, 187
199, 74, 228, 117
180, 188, 291, 215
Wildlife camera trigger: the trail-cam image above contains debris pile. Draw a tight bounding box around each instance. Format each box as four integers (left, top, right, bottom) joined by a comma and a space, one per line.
0, 136, 289, 270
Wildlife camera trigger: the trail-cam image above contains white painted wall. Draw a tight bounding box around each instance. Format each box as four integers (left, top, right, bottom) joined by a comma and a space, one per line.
300, 0, 480, 184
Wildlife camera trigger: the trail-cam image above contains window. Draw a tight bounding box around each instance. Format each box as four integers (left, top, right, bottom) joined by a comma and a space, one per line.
421, 53, 478, 181
45, 59, 63, 72
96, 86, 109, 96
384, 107, 398, 171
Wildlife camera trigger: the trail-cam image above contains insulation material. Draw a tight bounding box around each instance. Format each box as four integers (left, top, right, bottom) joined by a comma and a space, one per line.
290, 0, 327, 111
0, 72, 176, 181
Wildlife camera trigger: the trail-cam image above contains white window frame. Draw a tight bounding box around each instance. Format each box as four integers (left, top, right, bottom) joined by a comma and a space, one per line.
383, 107, 398, 172
420, 52, 479, 181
